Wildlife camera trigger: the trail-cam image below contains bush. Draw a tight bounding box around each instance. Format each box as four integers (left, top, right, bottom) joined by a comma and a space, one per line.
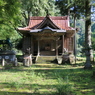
55, 77, 75, 95
4, 63, 13, 69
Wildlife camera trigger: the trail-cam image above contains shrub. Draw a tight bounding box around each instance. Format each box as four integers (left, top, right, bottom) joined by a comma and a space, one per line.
4, 63, 13, 69
56, 77, 75, 95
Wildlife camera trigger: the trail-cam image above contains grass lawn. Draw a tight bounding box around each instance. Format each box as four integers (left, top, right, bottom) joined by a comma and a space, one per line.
0, 57, 95, 95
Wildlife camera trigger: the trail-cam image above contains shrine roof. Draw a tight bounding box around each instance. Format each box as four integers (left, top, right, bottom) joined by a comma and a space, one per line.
18, 15, 75, 31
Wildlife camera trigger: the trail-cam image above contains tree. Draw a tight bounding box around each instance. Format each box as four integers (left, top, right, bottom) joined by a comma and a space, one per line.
20, 0, 59, 26
91, 23, 95, 50
84, 0, 92, 69
0, 0, 21, 39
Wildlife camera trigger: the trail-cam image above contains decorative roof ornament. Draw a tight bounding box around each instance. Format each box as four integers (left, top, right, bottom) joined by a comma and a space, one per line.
46, 9, 50, 17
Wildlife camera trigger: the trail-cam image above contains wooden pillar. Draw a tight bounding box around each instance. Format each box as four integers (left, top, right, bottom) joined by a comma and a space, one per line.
23, 36, 25, 53
69, 38, 71, 51
31, 36, 33, 54
73, 36, 75, 54
2, 59, 5, 66
66, 38, 68, 52
62, 35, 64, 54
71, 37, 73, 52
35, 38, 40, 62
37, 40, 40, 56
56, 39, 58, 57
67, 38, 69, 52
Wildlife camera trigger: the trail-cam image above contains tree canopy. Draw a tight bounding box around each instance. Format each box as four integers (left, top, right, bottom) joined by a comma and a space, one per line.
0, 0, 21, 39
20, 0, 59, 26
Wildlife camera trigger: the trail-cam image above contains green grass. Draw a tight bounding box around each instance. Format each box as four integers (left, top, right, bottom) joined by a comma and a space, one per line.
0, 57, 95, 95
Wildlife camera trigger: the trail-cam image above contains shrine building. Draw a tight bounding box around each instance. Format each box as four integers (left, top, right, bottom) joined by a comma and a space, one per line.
18, 15, 76, 57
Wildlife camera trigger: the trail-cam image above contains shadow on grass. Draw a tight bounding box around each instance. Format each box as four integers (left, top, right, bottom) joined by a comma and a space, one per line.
0, 83, 68, 95
0, 62, 95, 95
0, 91, 33, 95
0, 91, 60, 95
1, 76, 95, 95
0, 66, 92, 80
0, 91, 71, 95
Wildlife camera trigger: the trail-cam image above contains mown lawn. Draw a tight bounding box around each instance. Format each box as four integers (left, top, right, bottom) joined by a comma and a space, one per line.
0, 57, 95, 95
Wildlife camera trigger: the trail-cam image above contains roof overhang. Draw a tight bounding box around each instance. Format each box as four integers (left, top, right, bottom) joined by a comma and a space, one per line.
30, 26, 66, 33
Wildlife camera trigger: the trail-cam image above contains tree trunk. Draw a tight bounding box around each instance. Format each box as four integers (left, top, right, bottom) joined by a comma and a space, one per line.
84, 0, 92, 69
74, 15, 77, 64
73, 3, 77, 64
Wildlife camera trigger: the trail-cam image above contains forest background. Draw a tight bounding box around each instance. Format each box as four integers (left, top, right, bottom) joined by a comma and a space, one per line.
0, 0, 95, 58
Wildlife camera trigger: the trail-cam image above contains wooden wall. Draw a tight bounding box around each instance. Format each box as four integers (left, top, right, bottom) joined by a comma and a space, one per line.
64, 37, 74, 53
23, 36, 31, 53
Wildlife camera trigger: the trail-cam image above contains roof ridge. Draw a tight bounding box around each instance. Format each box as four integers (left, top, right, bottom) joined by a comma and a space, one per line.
29, 16, 68, 20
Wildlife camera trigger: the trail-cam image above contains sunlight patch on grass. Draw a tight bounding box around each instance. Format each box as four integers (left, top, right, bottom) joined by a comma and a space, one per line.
81, 89, 93, 92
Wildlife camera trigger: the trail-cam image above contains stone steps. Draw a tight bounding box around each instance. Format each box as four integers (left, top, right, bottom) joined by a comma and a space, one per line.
35, 56, 57, 64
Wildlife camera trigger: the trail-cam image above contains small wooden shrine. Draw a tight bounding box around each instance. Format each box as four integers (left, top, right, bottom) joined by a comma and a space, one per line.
18, 15, 76, 57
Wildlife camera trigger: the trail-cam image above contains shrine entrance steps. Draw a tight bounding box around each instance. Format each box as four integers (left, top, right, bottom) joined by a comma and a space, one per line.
40, 51, 55, 56
33, 56, 58, 64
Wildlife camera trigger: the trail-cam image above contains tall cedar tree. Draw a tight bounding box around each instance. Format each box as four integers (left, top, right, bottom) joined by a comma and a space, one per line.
84, 0, 92, 69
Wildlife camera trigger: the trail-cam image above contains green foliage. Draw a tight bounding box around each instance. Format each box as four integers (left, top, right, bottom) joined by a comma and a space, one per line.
0, 24, 20, 39
20, 0, 60, 26
55, 0, 85, 18
91, 23, 95, 50
15, 38, 23, 50
7, 77, 26, 90
4, 63, 13, 69
56, 77, 74, 95
0, 0, 21, 25
0, 0, 22, 40
55, 0, 69, 16
21, 0, 57, 16
76, 19, 85, 47
91, 23, 95, 33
